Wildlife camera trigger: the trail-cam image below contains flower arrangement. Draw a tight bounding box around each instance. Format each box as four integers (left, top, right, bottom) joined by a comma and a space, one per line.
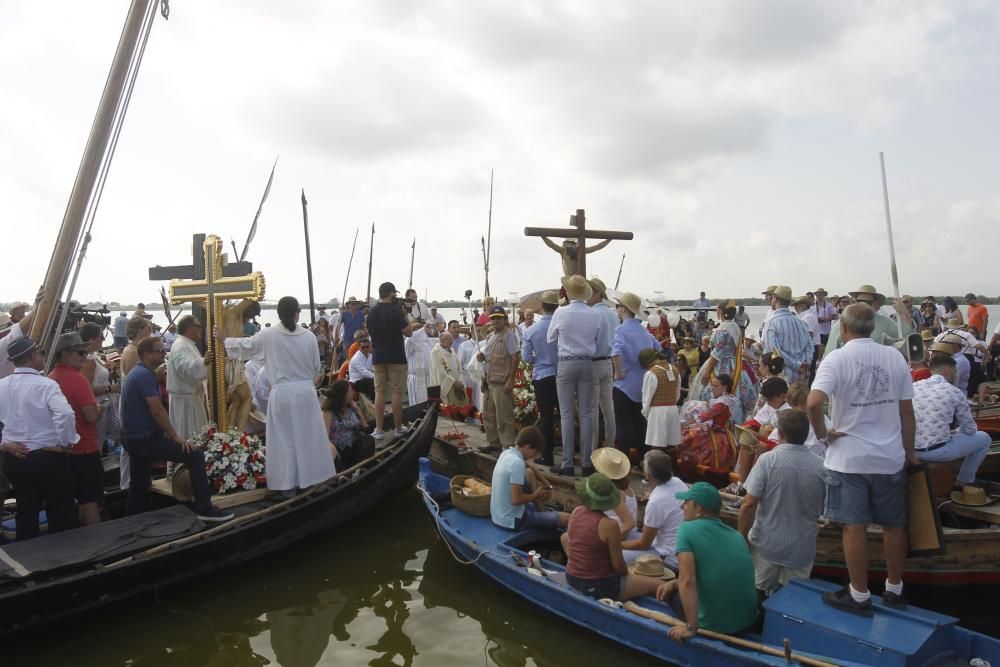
512, 360, 537, 428
193, 425, 267, 494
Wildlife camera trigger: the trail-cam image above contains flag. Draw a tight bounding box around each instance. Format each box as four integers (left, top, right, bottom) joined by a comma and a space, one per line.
241, 155, 278, 261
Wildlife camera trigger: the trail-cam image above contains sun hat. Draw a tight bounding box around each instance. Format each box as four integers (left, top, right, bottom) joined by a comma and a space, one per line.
929, 340, 960, 354
771, 286, 793, 302
10, 301, 29, 312
946, 318, 966, 330
447, 382, 469, 407
628, 553, 676, 581
6, 336, 38, 361
588, 276, 609, 300
346, 296, 363, 305
575, 473, 621, 511
849, 284, 886, 306
814, 288, 828, 296
540, 290, 560, 306
792, 295, 810, 307
591, 447, 631, 480
54, 332, 88, 355
616, 292, 642, 316
950, 485, 992, 507
561, 275, 593, 301
638, 348, 661, 368
488, 305, 508, 319
734, 424, 761, 449
941, 332, 967, 346
920, 329, 936, 343
675, 481, 722, 513
761, 285, 776, 296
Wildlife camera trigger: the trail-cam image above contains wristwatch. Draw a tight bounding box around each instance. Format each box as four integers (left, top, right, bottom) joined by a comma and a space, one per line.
686, 623, 698, 633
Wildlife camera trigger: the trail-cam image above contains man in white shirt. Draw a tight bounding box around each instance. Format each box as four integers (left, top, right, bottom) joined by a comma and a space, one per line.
588, 277, 618, 451
0, 337, 80, 540
912, 355, 990, 484
0, 303, 37, 380
807, 303, 916, 616
547, 275, 601, 477
348, 337, 375, 400
517, 310, 535, 337
161, 323, 178, 352
430, 307, 446, 330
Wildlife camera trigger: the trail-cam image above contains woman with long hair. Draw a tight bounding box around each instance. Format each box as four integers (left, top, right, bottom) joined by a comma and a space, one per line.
688, 304, 758, 423
322, 380, 375, 468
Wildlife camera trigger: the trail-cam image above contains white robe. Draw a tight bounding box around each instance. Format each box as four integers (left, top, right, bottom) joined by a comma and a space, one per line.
224, 325, 335, 490
458, 339, 487, 410
430, 343, 462, 402
405, 332, 436, 404
166, 336, 209, 441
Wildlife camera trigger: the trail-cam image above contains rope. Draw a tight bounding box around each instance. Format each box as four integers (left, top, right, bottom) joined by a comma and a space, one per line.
417, 482, 506, 566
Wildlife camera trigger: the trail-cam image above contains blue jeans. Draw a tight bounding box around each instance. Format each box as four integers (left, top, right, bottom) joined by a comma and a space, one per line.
916, 431, 992, 484
123, 433, 213, 515
556, 359, 595, 469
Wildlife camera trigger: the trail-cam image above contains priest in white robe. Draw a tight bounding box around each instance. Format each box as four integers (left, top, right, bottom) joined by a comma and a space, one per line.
405, 324, 436, 405
166, 316, 211, 441
457, 333, 484, 411
430, 332, 463, 403
216, 297, 336, 491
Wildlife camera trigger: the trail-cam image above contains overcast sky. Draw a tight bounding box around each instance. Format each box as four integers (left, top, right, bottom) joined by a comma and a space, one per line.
2, 1, 999, 308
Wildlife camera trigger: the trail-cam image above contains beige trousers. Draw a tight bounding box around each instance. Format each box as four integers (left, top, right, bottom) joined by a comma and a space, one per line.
483, 382, 515, 447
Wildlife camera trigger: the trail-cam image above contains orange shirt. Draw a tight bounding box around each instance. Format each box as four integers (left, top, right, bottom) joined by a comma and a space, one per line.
967, 303, 988, 336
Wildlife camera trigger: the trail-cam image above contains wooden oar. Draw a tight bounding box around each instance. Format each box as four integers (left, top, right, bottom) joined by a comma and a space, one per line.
621, 601, 838, 667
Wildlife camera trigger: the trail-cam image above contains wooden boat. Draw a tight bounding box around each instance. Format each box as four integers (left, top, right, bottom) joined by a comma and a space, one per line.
418, 460, 1000, 667
429, 423, 1000, 587
0, 401, 437, 637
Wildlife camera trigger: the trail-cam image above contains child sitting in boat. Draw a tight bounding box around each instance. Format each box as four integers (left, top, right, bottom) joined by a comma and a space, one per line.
490, 426, 570, 531
562, 472, 667, 602
732, 376, 789, 488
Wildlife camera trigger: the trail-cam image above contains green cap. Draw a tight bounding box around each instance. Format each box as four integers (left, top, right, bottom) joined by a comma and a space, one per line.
675, 481, 721, 513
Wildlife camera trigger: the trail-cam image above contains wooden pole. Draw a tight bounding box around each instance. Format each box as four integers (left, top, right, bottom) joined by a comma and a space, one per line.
879, 152, 903, 340
365, 222, 375, 306
30, 0, 155, 350
301, 189, 316, 325
484, 169, 493, 298
408, 238, 416, 289
621, 602, 837, 667
614, 252, 625, 290
340, 228, 359, 308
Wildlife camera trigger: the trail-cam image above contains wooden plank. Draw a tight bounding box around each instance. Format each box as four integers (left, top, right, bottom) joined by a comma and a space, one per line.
522, 226, 633, 240
149, 477, 269, 508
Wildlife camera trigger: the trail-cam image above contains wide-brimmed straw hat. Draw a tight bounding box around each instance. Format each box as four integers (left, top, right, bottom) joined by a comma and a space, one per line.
540, 290, 560, 306
792, 295, 810, 307
849, 284, 886, 306
628, 554, 676, 581
814, 288, 828, 296
950, 485, 993, 507
734, 424, 760, 448
772, 286, 793, 302
920, 329, 936, 343
616, 292, 642, 315
941, 333, 966, 347
561, 275, 593, 301
346, 296, 363, 305
171, 464, 194, 503
946, 318, 966, 330
588, 276, 609, 300
447, 382, 469, 407
591, 447, 631, 480
929, 340, 960, 354
761, 285, 776, 296
575, 473, 620, 511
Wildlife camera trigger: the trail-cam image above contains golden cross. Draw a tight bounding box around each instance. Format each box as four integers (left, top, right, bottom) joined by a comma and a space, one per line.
168, 234, 265, 432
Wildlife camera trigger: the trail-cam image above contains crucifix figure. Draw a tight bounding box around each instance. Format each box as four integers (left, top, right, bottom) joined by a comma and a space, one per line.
524, 209, 634, 277
168, 235, 265, 432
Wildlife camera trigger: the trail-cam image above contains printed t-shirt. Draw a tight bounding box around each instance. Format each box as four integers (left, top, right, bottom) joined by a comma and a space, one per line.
812, 337, 913, 475
642, 477, 688, 569
675, 518, 758, 633
48, 363, 99, 454
367, 302, 408, 365
120, 363, 161, 439
490, 447, 526, 529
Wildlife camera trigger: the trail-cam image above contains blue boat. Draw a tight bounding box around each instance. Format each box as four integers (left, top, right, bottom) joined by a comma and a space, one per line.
418, 459, 1000, 667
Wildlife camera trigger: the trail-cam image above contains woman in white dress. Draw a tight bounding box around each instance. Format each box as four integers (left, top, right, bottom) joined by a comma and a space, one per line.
217, 297, 336, 492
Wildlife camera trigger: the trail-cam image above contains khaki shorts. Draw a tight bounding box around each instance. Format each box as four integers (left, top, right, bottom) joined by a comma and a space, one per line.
751, 548, 811, 594
374, 364, 407, 394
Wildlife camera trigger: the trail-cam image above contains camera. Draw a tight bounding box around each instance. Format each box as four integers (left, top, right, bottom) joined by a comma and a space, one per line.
464, 289, 473, 299
61, 301, 111, 331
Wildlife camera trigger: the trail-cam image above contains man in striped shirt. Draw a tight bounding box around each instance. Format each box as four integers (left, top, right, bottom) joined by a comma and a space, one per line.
762, 286, 814, 384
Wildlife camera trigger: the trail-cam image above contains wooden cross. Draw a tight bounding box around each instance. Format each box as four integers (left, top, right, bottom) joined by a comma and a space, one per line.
168, 235, 265, 432
149, 233, 254, 347
524, 209, 633, 277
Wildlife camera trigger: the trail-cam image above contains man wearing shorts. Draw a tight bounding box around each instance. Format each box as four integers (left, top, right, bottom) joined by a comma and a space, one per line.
367, 282, 418, 440
807, 303, 916, 616
490, 426, 569, 530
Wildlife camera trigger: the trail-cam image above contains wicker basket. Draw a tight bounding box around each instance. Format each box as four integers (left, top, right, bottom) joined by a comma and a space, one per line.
450, 474, 492, 517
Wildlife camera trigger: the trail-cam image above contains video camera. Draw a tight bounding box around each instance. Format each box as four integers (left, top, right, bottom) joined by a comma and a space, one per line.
61, 301, 111, 332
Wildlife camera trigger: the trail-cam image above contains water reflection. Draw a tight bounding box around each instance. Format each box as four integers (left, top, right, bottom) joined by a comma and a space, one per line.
267, 590, 345, 667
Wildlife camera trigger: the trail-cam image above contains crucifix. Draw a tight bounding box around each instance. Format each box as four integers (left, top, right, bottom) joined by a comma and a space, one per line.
524, 209, 634, 277
168, 235, 265, 432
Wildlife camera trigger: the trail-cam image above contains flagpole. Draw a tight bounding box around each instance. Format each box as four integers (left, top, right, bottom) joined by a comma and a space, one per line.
240, 155, 278, 261
341, 228, 359, 308
301, 189, 316, 325
408, 238, 416, 289
365, 222, 375, 307
878, 152, 903, 340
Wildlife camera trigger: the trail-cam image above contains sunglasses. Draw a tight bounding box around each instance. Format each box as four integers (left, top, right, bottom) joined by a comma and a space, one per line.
73, 349, 89, 357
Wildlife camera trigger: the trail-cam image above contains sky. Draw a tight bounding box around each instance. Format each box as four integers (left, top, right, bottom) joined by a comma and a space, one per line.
2, 1, 999, 308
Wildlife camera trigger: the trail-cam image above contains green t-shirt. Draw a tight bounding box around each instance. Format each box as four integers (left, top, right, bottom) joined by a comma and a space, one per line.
675, 517, 758, 633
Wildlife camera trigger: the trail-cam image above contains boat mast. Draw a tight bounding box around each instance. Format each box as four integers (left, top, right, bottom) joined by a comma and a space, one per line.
365, 222, 375, 306
483, 169, 493, 299
30, 0, 163, 351
301, 189, 316, 325
878, 152, 904, 341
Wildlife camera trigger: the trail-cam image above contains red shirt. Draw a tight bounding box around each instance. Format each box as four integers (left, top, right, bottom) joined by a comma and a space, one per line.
48, 363, 99, 454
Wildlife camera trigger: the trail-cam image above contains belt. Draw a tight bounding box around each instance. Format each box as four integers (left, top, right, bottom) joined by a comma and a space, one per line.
916, 441, 949, 453
559, 355, 591, 361
650, 401, 676, 407
592, 356, 610, 361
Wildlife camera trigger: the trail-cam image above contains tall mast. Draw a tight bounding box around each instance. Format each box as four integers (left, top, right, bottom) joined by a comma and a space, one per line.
365, 222, 375, 306
301, 189, 316, 325
484, 169, 494, 298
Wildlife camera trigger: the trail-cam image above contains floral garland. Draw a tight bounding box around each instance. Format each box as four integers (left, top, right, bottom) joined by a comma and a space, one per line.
192, 425, 266, 494
512, 360, 538, 428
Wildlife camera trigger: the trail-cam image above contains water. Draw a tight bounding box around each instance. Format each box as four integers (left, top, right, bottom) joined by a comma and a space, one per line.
5, 489, 661, 667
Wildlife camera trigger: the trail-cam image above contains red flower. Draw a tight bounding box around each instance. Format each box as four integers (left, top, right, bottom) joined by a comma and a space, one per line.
254, 474, 266, 483
240, 436, 248, 446
236, 474, 248, 486
222, 442, 232, 453
207, 428, 216, 437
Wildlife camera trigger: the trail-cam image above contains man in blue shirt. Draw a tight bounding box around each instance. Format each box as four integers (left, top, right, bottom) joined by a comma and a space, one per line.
338, 297, 366, 365
490, 426, 569, 530
522, 291, 560, 466
612, 292, 659, 458
692, 292, 712, 322
113, 311, 129, 350
120, 337, 231, 522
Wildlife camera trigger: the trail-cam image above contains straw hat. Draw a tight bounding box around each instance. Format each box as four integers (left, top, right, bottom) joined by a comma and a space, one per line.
447, 382, 469, 407
761, 285, 776, 296
814, 288, 828, 296
849, 284, 886, 306
772, 286, 793, 302
171, 464, 194, 503
950, 485, 992, 507
940, 333, 967, 348
929, 340, 960, 354
946, 318, 966, 330
616, 292, 642, 316
792, 295, 811, 307
734, 424, 760, 449
628, 554, 676, 581
588, 276, 609, 300
250, 408, 267, 424
346, 296, 363, 305
920, 329, 936, 343
575, 473, 620, 511
561, 275, 593, 301
540, 290, 560, 306
591, 447, 631, 480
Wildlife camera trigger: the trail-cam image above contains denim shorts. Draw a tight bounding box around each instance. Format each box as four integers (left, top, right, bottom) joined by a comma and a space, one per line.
514, 502, 561, 530
566, 573, 625, 599
824, 469, 906, 528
